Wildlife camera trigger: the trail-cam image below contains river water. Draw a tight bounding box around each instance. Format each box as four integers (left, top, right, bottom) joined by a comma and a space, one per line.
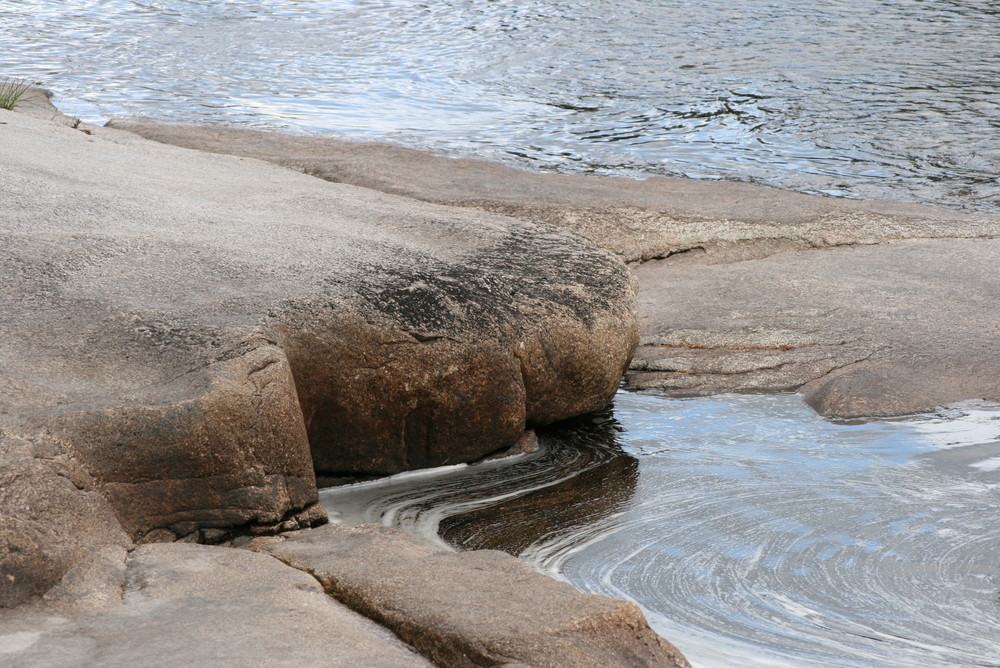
322, 392, 1000, 667
1, 0, 999, 212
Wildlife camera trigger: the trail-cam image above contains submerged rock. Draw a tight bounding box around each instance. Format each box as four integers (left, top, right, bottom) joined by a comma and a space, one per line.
0, 109, 637, 604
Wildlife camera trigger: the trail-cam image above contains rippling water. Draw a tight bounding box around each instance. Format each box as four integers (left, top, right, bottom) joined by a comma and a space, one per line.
322, 392, 1000, 667
2, 0, 999, 211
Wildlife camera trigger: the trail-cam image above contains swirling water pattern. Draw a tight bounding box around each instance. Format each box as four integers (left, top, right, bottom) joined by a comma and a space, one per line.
1, 0, 999, 211
322, 392, 1000, 667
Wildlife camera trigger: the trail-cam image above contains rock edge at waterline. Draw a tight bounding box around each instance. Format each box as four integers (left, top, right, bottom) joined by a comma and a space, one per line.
0, 100, 638, 610
108, 115, 1000, 418
249, 524, 691, 668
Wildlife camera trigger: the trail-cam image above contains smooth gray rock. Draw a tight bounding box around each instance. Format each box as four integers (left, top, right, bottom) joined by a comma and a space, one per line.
252, 524, 691, 668
105, 120, 997, 264
629, 238, 1000, 417
0, 543, 430, 667
1, 108, 636, 604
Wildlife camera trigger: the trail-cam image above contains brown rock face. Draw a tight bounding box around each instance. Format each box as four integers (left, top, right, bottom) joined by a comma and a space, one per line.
0, 436, 131, 607
1, 109, 637, 604
253, 524, 691, 668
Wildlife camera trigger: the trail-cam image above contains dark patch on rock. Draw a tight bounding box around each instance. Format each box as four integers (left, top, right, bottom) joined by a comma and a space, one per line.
2, 109, 637, 604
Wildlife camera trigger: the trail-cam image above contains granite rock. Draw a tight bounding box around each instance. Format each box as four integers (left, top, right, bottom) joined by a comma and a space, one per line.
0, 543, 430, 667
253, 524, 690, 668
1, 109, 636, 604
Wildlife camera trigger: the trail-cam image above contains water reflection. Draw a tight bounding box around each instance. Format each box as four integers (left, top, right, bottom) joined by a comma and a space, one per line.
319, 410, 639, 554
440, 414, 638, 555
2, 0, 998, 212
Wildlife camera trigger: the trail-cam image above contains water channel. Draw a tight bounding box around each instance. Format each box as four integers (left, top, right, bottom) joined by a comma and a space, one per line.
322, 392, 1000, 667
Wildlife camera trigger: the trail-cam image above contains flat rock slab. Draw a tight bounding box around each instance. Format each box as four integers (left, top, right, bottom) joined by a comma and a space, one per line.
1, 109, 636, 603
629, 238, 1000, 417
253, 523, 690, 668
107, 120, 996, 264
0, 543, 430, 667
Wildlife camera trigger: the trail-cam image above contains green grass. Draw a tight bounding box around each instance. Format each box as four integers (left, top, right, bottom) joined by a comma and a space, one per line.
0, 77, 31, 110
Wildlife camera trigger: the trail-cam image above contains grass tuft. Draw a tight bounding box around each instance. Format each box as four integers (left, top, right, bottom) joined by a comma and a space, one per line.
0, 77, 31, 111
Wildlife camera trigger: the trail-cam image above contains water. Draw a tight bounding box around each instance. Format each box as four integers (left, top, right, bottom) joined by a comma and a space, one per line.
321, 392, 1000, 667
2, 0, 999, 212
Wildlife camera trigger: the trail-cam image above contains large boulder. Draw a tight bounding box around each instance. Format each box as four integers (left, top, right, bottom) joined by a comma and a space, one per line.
0, 109, 637, 603
106, 118, 1000, 418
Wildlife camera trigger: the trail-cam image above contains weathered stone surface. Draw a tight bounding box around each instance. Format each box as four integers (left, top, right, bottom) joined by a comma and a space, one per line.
0, 435, 132, 607
628, 238, 1000, 417
252, 524, 690, 668
106, 120, 997, 263
105, 118, 1000, 417
1, 109, 636, 602
0, 543, 430, 667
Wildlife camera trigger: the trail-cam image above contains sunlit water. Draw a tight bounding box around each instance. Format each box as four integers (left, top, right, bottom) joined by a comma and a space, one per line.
1, 0, 999, 211
322, 392, 1000, 667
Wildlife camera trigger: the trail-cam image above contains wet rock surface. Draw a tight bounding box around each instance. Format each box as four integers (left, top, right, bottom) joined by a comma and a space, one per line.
251, 524, 690, 668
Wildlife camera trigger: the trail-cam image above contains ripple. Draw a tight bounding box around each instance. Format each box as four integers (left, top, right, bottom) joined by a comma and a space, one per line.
1, 0, 998, 211
323, 392, 1000, 667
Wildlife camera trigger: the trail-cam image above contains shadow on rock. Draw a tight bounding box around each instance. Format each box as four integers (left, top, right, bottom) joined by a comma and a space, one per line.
440, 410, 639, 556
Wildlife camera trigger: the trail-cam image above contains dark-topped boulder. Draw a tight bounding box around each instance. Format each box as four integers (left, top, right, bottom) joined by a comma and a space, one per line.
0, 109, 637, 604
107, 117, 1000, 417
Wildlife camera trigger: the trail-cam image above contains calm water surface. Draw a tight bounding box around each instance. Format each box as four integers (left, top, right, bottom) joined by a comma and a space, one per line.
1, 0, 999, 211
322, 392, 1000, 667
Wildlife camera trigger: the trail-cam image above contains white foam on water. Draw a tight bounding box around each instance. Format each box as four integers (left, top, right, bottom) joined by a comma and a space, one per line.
323, 392, 1000, 667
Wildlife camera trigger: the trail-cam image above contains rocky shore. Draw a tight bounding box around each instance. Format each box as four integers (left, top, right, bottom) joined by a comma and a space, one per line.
106, 113, 1000, 419
2, 91, 682, 667
4, 88, 999, 666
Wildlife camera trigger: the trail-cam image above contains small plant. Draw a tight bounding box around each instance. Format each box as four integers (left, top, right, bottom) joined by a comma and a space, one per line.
0, 77, 31, 111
